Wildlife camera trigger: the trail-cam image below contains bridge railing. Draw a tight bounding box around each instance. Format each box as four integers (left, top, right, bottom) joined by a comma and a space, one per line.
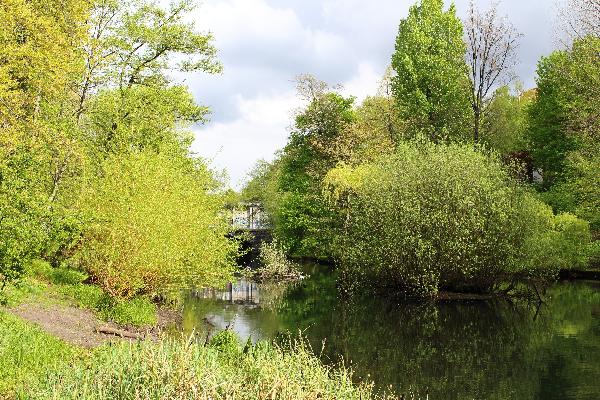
230, 203, 271, 230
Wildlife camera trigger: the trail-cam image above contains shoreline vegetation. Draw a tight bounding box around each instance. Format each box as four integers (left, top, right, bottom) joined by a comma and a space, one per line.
0, 311, 394, 400
0, 260, 394, 399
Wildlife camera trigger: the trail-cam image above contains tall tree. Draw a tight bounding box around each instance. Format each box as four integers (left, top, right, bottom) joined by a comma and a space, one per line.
391, 0, 471, 142
0, 0, 89, 285
528, 36, 600, 187
270, 75, 356, 258
464, 0, 521, 144
528, 36, 600, 233
482, 84, 532, 155
556, 0, 600, 44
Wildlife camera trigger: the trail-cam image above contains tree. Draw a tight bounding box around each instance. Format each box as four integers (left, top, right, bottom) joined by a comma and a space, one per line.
266, 76, 356, 258
464, 0, 521, 143
482, 84, 532, 155
391, 0, 471, 142
0, 0, 89, 287
325, 141, 591, 297
74, 150, 236, 298
528, 36, 599, 237
528, 36, 600, 187
75, 0, 221, 120
556, 0, 600, 44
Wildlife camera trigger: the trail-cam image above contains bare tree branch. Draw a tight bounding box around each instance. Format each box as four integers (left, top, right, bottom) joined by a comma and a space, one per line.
555, 0, 600, 46
464, 1, 522, 144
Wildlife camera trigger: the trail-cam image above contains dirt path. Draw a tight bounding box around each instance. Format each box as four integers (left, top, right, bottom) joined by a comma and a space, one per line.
9, 302, 146, 348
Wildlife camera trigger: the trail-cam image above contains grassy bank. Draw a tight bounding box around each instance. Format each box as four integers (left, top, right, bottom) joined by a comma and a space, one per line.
0, 312, 390, 399
0, 260, 157, 327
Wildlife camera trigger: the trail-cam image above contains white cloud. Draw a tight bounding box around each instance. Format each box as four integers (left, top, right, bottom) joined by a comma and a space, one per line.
191, 90, 301, 189
342, 62, 384, 102
182, 0, 556, 190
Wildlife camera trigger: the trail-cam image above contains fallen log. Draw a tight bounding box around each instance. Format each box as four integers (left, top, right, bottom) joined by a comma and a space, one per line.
95, 325, 145, 340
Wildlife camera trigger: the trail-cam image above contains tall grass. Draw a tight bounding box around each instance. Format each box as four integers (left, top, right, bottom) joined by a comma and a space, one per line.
1, 314, 393, 399
22, 330, 392, 400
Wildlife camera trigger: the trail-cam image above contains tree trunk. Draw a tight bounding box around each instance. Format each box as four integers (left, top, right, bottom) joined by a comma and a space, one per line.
474, 107, 480, 144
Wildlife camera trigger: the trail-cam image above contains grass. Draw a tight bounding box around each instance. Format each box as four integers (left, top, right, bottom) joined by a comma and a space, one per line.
56, 283, 158, 326
0, 311, 82, 397
2, 260, 158, 327
0, 314, 393, 400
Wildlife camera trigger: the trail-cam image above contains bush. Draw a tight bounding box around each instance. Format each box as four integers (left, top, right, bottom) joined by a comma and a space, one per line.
325, 141, 591, 296
73, 150, 237, 298
257, 240, 302, 280
30, 261, 88, 286
101, 297, 157, 327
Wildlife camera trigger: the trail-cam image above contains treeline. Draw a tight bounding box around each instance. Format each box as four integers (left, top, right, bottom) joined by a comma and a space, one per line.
243, 0, 599, 296
0, 0, 236, 298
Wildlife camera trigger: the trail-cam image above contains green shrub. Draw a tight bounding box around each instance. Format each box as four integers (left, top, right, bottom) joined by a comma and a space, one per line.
73, 150, 237, 299
257, 240, 302, 280
31, 261, 88, 286
209, 329, 240, 354
101, 297, 157, 327
325, 141, 591, 296
58, 283, 108, 309
57, 284, 156, 327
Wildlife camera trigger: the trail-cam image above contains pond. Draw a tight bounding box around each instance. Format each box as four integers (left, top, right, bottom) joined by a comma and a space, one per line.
182, 263, 600, 400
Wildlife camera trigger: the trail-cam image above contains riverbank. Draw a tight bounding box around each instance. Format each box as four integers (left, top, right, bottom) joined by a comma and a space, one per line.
0, 310, 393, 399
0, 262, 394, 399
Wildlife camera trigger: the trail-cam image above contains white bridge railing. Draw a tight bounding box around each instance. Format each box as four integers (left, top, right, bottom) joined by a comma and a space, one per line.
230, 203, 270, 230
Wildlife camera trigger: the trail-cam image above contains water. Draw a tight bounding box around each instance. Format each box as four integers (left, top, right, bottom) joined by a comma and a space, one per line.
182, 263, 600, 399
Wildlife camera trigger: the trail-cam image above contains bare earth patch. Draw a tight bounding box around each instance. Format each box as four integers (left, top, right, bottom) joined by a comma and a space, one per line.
9, 302, 141, 348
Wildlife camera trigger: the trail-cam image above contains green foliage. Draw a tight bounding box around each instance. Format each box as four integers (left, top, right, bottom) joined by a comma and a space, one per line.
540, 141, 600, 236
55, 284, 157, 327
528, 36, 600, 186
1, 0, 232, 298
74, 150, 236, 298
259, 85, 357, 259
257, 240, 302, 280
209, 329, 241, 354
391, 0, 471, 141
482, 85, 532, 155
528, 36, 600, 237
326, 141, 591, 296
30, 261, 88, 286
59, 283, 108, 310
0, 311, 81, 396
102, 297, 157, 327
86, 84, 207, 155
26, 260, 158, 326
0, 152, 48, 288
30, 338, 388, 399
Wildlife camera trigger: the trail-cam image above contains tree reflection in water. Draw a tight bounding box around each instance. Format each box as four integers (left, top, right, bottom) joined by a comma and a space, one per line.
183, 265, 600, 400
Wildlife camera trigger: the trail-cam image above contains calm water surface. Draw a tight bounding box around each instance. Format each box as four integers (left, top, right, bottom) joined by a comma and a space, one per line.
182, 263, 600, 400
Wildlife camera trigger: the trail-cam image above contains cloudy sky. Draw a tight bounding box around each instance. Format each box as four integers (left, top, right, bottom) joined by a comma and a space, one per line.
182, 0, 558, 189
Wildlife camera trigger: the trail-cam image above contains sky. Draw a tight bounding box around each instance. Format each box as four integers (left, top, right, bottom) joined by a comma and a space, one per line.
181, 0, 558, 189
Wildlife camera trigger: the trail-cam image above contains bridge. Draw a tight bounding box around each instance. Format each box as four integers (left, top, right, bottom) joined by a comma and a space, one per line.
228, 202, 271, 268
230, 202, 270, 231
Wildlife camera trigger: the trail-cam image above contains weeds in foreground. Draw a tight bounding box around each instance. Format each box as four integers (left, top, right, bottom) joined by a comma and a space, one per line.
1, 314, 396, 400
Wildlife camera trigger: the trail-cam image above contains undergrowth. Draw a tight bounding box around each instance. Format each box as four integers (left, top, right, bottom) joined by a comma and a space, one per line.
0, 314, 393, 400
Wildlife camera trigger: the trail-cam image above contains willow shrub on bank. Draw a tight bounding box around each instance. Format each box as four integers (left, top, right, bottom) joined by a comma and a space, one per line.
325, 141, 591, 296
74, 150, 236, 298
